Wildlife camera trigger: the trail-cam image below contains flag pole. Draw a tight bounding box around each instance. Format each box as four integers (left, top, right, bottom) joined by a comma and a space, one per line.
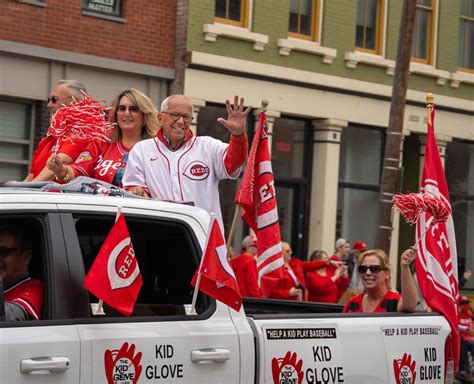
91, 206, 122, 316
189, 213, 216, 315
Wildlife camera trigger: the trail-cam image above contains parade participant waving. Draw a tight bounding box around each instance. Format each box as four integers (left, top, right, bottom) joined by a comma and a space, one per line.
123, 94, 251, 227
46, 89, 158, 187
343, 248, 418, 313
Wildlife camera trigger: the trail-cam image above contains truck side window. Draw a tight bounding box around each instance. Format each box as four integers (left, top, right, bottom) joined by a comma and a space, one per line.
74, 215, 209, 318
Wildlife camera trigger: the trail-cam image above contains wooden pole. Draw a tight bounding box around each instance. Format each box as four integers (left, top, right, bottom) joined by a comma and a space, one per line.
375, 0, 417, 253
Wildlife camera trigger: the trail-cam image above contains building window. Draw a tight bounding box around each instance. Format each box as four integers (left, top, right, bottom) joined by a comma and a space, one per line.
82, 0, 122, 17
289, 0, 320, 41
355, 0, 385, 54
445, 141, 474, 288
459, 0, 474, 72
411, 0, 435, 64
337, 125, 383, 247
0, 100, 33, 181
215, 0, 248, 27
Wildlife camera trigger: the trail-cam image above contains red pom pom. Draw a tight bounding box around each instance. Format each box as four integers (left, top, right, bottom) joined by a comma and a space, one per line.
392, 193, 451, 224
48, 93, 114, 143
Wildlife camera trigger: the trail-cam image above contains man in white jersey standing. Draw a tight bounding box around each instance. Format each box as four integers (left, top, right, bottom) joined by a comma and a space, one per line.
123, 95, 251, 227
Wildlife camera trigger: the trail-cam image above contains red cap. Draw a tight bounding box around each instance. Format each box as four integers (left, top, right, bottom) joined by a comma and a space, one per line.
353, 241, 368, 251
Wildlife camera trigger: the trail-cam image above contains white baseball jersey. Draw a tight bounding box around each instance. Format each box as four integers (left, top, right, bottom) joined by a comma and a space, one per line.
122, 136, 240, 226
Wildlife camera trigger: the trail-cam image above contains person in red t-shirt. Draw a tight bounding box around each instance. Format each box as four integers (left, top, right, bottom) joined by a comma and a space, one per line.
269, 242, 343, 301
0, 224, 43, 321
343, 248, 417, 313
46, 89, 159, 187
328, 238, 351, 300
25, 80, 89, 182
306, 250, 346, 303
230, 235, 261, 298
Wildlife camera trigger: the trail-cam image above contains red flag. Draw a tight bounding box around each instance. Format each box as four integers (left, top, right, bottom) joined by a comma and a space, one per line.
84, 212, 143, 317
234, 111, 284, 297
415, 107, 460, 370
191, 217, 242, 311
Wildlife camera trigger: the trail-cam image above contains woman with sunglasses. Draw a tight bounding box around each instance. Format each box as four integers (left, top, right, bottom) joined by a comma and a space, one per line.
46, 89, 158, 187
343, 247, 418, 313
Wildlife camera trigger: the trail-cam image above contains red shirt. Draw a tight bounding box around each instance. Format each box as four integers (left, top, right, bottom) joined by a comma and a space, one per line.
306, 270, 339, 303
30, 136, 88, 178
269, 258, 326, 301
230, 253, 261, 298
71, 140, 132, 187
4, 276, 43, 320
343, 290, 401, 313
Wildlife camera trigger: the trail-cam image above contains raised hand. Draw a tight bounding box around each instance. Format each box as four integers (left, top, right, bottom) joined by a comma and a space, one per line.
400, 246, 417, 267
217, 95, 252, 136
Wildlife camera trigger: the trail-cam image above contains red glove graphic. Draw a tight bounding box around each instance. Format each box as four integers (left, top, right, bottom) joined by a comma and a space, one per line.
393, 353, 417, 384
272, 351, 304, 384
104, 342, 143, 384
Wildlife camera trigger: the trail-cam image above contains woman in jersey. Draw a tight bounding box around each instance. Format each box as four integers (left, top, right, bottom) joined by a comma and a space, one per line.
46, 88, 158, 187
343, 247, 418, 313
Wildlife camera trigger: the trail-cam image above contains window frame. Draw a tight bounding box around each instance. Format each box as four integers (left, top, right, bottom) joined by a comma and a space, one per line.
355, 0, 385, 55
288, 0, 320, 42
411, 0, 436, 65
82, 0, 123, 18
458, 0, 474, 73
214, 0, 249, 28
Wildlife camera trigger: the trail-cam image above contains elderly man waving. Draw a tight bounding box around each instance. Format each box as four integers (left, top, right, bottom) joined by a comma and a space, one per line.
123, 95, 251, 228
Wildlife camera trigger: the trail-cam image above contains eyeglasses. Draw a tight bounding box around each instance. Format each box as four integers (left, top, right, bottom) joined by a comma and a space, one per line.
48, 96, 73, 104
0, 246, 23, 258
162, 111, 193, 123
116, 105, 141, 114
357, 265, 384, 274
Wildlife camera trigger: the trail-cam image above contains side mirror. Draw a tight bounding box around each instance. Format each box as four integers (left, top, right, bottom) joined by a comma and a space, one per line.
0, 276, 4, 321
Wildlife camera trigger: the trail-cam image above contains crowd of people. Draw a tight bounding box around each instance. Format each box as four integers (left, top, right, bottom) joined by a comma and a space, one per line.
229, 236, 418, 314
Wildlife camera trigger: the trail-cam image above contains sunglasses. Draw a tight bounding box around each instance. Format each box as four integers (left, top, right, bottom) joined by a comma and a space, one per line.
116, 105, 141, 114
162, 111, 193, 123
357, 265, 384, 274
0, 246, 23, 257
48, 96, 73, 104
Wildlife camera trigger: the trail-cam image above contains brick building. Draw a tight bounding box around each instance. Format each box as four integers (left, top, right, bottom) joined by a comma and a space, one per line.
0, 0, 176, 180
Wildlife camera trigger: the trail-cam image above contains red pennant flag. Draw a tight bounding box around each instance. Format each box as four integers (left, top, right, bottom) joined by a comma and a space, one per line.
191, 216, 242, 311
84, 212, 143, 317
415, 106, 460, 370
234, 111, 284, 297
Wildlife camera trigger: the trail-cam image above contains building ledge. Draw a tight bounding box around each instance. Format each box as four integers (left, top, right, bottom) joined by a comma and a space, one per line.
449, 71, 474, 88
345, 51, 453, 85
277, 38, 337, 64
409, 62, 449, 85
345, 51, 395, 75
203, 23, 268, 51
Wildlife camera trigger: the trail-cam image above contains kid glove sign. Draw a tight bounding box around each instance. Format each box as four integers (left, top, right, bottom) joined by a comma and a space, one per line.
263, 325, 345, 384
381, 325, 449, 384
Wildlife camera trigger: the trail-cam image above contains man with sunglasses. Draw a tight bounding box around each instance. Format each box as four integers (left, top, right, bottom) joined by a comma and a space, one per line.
123, 94, 251, 231
24, 79, 89, 182
0, 225, 43, 321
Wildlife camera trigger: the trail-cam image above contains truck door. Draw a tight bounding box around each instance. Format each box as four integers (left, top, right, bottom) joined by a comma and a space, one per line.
0, 214, 81, 383
63, 209, 241, 384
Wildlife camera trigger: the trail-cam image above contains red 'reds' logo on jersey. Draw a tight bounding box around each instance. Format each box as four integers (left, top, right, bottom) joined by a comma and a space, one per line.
272, 351, 304, 384
183, 161, 210, 180
393, 353, 417, 384
104, 342, 142, 384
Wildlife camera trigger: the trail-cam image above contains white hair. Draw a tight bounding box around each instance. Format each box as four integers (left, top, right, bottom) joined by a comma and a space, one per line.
57, 79, 87, 97
160, 94, 194, 114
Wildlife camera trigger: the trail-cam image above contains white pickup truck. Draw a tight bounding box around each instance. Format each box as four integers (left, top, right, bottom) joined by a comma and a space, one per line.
0, 185, 454, 383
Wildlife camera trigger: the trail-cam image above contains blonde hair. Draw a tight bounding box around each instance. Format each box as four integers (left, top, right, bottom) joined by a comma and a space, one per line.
359, 249, 392, 289
109, 88, 159, 142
